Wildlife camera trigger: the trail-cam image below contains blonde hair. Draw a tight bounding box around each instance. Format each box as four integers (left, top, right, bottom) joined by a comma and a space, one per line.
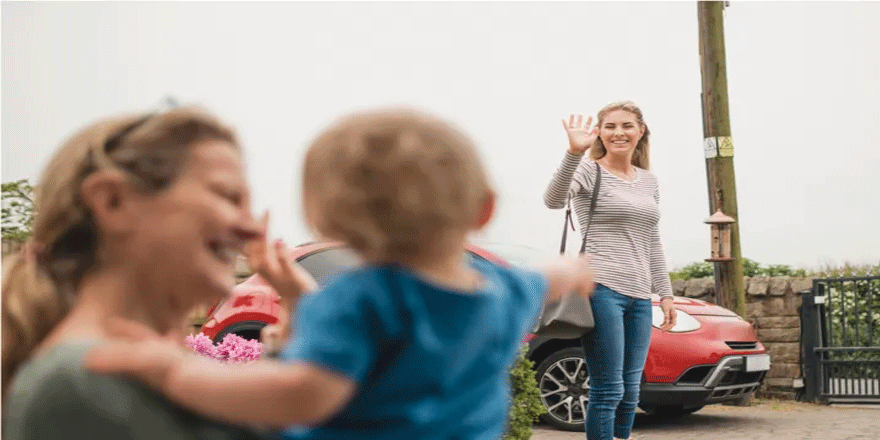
2, 107, 238, 393
589, 100, 651, 169
302, 108, 491, 263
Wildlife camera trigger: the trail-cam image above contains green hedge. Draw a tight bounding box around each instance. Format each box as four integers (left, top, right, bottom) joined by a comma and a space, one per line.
670, 259, 880, 281
822, 277, 880, 375
670, 258, 813, 280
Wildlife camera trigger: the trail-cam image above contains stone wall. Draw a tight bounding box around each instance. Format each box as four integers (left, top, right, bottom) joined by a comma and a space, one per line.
672, 276, 815, 400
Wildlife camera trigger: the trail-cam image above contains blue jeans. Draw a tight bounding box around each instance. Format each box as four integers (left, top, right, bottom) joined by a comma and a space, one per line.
580, 284, 653, 440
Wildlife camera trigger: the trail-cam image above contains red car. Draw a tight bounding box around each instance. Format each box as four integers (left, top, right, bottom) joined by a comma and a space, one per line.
527, 295, 768, 430
201, 242, 770, 432
484, 243, 770, 430
200, 242, 505, 342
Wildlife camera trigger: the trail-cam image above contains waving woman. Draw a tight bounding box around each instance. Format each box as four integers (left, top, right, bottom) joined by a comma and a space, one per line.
543, 101, 678, 440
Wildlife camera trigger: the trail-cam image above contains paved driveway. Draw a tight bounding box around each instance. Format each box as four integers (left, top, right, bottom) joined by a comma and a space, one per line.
531, 401, 880, 440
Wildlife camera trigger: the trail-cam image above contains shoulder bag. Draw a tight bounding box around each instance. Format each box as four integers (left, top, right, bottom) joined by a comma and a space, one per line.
534, 161, 601, 339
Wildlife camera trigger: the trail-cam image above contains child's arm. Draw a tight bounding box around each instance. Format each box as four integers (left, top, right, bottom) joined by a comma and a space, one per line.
541, 254, 595, 303
86, 334, 356, 428
166, 355, 355, 427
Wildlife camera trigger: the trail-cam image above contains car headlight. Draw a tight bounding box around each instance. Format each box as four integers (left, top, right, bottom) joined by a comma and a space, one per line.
651, 306, 701, 332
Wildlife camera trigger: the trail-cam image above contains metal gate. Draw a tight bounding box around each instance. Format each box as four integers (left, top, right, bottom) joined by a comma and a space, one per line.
801, 276, 880, 403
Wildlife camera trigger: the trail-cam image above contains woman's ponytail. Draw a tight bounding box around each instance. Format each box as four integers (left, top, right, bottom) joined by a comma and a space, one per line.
1, 249, 69, 396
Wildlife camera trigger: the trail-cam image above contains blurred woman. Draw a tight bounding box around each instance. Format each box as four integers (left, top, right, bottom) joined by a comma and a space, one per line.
2, 107, 275, 439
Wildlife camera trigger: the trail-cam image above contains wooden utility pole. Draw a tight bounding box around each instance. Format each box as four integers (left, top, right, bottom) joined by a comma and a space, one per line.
698, 1, 746, 317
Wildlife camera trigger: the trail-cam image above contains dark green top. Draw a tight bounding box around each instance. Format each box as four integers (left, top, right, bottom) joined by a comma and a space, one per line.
3, 340, 272, 440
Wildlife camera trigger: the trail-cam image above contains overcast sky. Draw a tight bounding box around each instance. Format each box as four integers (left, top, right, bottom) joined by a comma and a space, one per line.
3, 1, 879, 270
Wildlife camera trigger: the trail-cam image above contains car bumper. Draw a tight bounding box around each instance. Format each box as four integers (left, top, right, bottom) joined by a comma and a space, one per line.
640, 354, 769, 407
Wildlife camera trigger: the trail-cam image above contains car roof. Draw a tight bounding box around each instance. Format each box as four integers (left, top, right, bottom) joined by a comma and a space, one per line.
237, 241, 508, 287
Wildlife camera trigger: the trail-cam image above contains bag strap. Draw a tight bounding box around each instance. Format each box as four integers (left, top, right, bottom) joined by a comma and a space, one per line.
559, 197, 576, 254
560, 161, 602, 255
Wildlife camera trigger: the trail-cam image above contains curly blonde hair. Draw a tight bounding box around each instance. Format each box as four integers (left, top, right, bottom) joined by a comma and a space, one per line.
302, 108, 492, 263
589, 100, 651, 169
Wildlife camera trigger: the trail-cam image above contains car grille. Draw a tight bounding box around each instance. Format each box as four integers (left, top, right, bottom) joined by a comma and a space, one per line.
726, 341, 759, 350
717, 370, 765, 386
671, 355, 768, 403
676, 365, 714, 384
709, 382, 762, 400
708, 369, 767, 402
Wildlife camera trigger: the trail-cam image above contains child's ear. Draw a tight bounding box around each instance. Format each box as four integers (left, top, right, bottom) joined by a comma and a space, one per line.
475, 191, 496, 230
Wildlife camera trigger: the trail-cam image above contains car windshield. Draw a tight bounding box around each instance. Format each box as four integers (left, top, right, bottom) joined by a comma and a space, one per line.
474, 242, 550, 270
296, 246, 492, 287
296, 247, 362, 287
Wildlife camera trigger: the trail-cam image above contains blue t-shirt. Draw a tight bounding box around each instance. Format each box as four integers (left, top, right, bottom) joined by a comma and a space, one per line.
280, 257, 546, 440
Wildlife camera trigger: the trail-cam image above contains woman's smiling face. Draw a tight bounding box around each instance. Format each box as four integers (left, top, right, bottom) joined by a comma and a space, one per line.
599, 109, 645, 157
126, 139, 261, 310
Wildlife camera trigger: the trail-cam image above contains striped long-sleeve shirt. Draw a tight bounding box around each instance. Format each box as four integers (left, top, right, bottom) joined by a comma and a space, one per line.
544, 151, 673, 300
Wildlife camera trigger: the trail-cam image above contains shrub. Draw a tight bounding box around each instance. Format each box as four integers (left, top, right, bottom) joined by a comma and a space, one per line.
185, 333, 218, 358
503, 344, 545, 440
185, 333, 262, 362
669, 261, 714, 280
817, 274, 880, 374
813, 262, 880, 278
2, 179, 35, 242
669, 258, 809, 280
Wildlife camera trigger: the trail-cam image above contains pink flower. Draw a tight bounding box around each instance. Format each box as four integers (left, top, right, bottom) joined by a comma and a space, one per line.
217, 334, 262, 363
185, 333, 217, 358
185, 332, 262, 363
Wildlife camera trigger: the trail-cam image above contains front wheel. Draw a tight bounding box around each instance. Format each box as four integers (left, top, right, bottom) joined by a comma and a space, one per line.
212, 320, 267, 344
534, 347, 589, 431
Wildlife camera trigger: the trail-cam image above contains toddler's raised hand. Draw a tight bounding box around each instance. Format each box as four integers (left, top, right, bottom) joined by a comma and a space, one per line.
542, 255, 595, 303
245, 212, 318, 301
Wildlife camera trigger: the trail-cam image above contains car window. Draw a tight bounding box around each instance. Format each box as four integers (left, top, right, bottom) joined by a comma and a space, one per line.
296, 247, 486, 287
475, 243, 549, 269
296, 247, 363, 287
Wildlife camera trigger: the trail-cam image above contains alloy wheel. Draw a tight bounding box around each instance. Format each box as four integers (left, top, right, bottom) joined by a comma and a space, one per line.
539, 354, 590, 427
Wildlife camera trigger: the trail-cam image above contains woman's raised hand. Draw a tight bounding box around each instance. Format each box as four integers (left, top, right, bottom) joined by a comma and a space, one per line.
561, 114, 599, 155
